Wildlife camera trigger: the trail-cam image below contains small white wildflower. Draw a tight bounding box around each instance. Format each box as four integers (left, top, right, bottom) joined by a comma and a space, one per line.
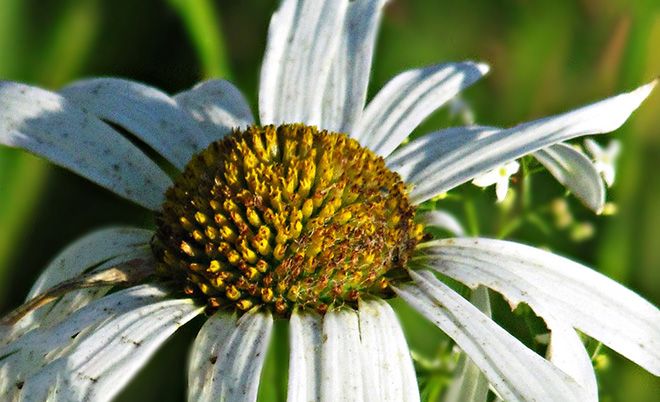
584, 138, 621, 187
472, 160, 520, 202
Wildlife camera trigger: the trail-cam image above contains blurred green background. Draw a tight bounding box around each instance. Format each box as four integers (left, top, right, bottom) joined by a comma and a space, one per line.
0, 0, 658, 400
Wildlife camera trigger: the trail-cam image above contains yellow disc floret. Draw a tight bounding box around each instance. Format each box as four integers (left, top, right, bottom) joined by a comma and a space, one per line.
152, 124, 423, 316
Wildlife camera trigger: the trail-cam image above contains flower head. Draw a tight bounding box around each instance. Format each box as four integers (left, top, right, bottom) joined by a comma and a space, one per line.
0, 1, 658, 402
153, 123, 423, 316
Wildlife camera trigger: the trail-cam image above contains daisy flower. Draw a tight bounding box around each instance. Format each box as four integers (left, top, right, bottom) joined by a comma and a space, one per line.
1, 1, 659, 402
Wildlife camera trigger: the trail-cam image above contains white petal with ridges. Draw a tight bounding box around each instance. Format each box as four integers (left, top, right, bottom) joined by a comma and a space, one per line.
187, 312, 236, 401
416, 238, 660, 375
28, 227, 152, 298
386, 126, 497, 181
0, 82, 171, 209
259, 0, 349, 125
0, 228, 154, 345
3, 248, 155, 348
0, 285, 171, 400
60, 77, 211, 170
45, 247, 154, 320
287, 310, 322, 402
358, 299, 419, 402
320, 308, 363, 402
394, 271, 586, 402
19, 296, 202, 402
443, 286, 491, 402
320, 0, 387, 133
406, 80, 656, 204
188, 310, 273, 402
419, 210, 466, 237
544, 317, 598, 401
353, 62, 489, 156
174, 79, 255, 141
534, 143, 605, 213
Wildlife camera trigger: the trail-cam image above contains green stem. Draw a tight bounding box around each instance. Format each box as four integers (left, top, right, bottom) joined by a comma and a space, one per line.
37, 0, 101, 87
167, 0, 231, 79
496, 216, 523, 239
464, 199, 480, 237
520, 156, 532, 210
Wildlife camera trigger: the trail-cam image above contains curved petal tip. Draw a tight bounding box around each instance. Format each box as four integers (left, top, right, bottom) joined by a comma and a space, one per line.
636, 78, 657, 100
475, 62, 490, 75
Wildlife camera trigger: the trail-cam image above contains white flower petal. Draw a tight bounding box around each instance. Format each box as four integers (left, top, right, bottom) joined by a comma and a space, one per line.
545, 317, 598, 402
320, 0, 387, 133
406, 80, 656, 204
28, 227, 152, 299
0, 82, 171, 209
48, 247, 154, 317
353, 62, 489, 157
604, 139, 621, 159
386, 126, 497, 182
19, 295, 201, 402
320, 308, 364, 402
503, 160, 520, 175
585, 139, 620, 187
601, 165, 616, 187
416, 238, 660, 375
187, 312, 236, 402
583, 138, 604, 159
188, 310, 273, 402
259, 0, 349, 126
29, 288, 108, 333
534, 143, 606, 213
0, 285, 171, 400
287, 310, 323, 402
3, 248, 155, 348
443, 287, 491, 402
394, 271, 587, 402
60, 77, 210, 170
419, 210, 466, 237
444, 353, 490, 402
494, 177, 510, 202
174, 79, 255, 141
358, 299, 419, 402
0, 228, 154, 344
471, 169, 501, 188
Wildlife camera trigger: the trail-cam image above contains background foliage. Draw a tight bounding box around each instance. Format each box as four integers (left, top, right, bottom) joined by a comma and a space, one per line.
0, 0, 658, 400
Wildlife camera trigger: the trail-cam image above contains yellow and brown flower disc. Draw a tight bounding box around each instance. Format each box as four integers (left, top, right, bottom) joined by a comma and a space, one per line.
152, 124, 423, 316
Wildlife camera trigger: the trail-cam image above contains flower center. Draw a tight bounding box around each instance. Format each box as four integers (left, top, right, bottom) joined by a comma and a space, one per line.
152, 124, 423, 316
